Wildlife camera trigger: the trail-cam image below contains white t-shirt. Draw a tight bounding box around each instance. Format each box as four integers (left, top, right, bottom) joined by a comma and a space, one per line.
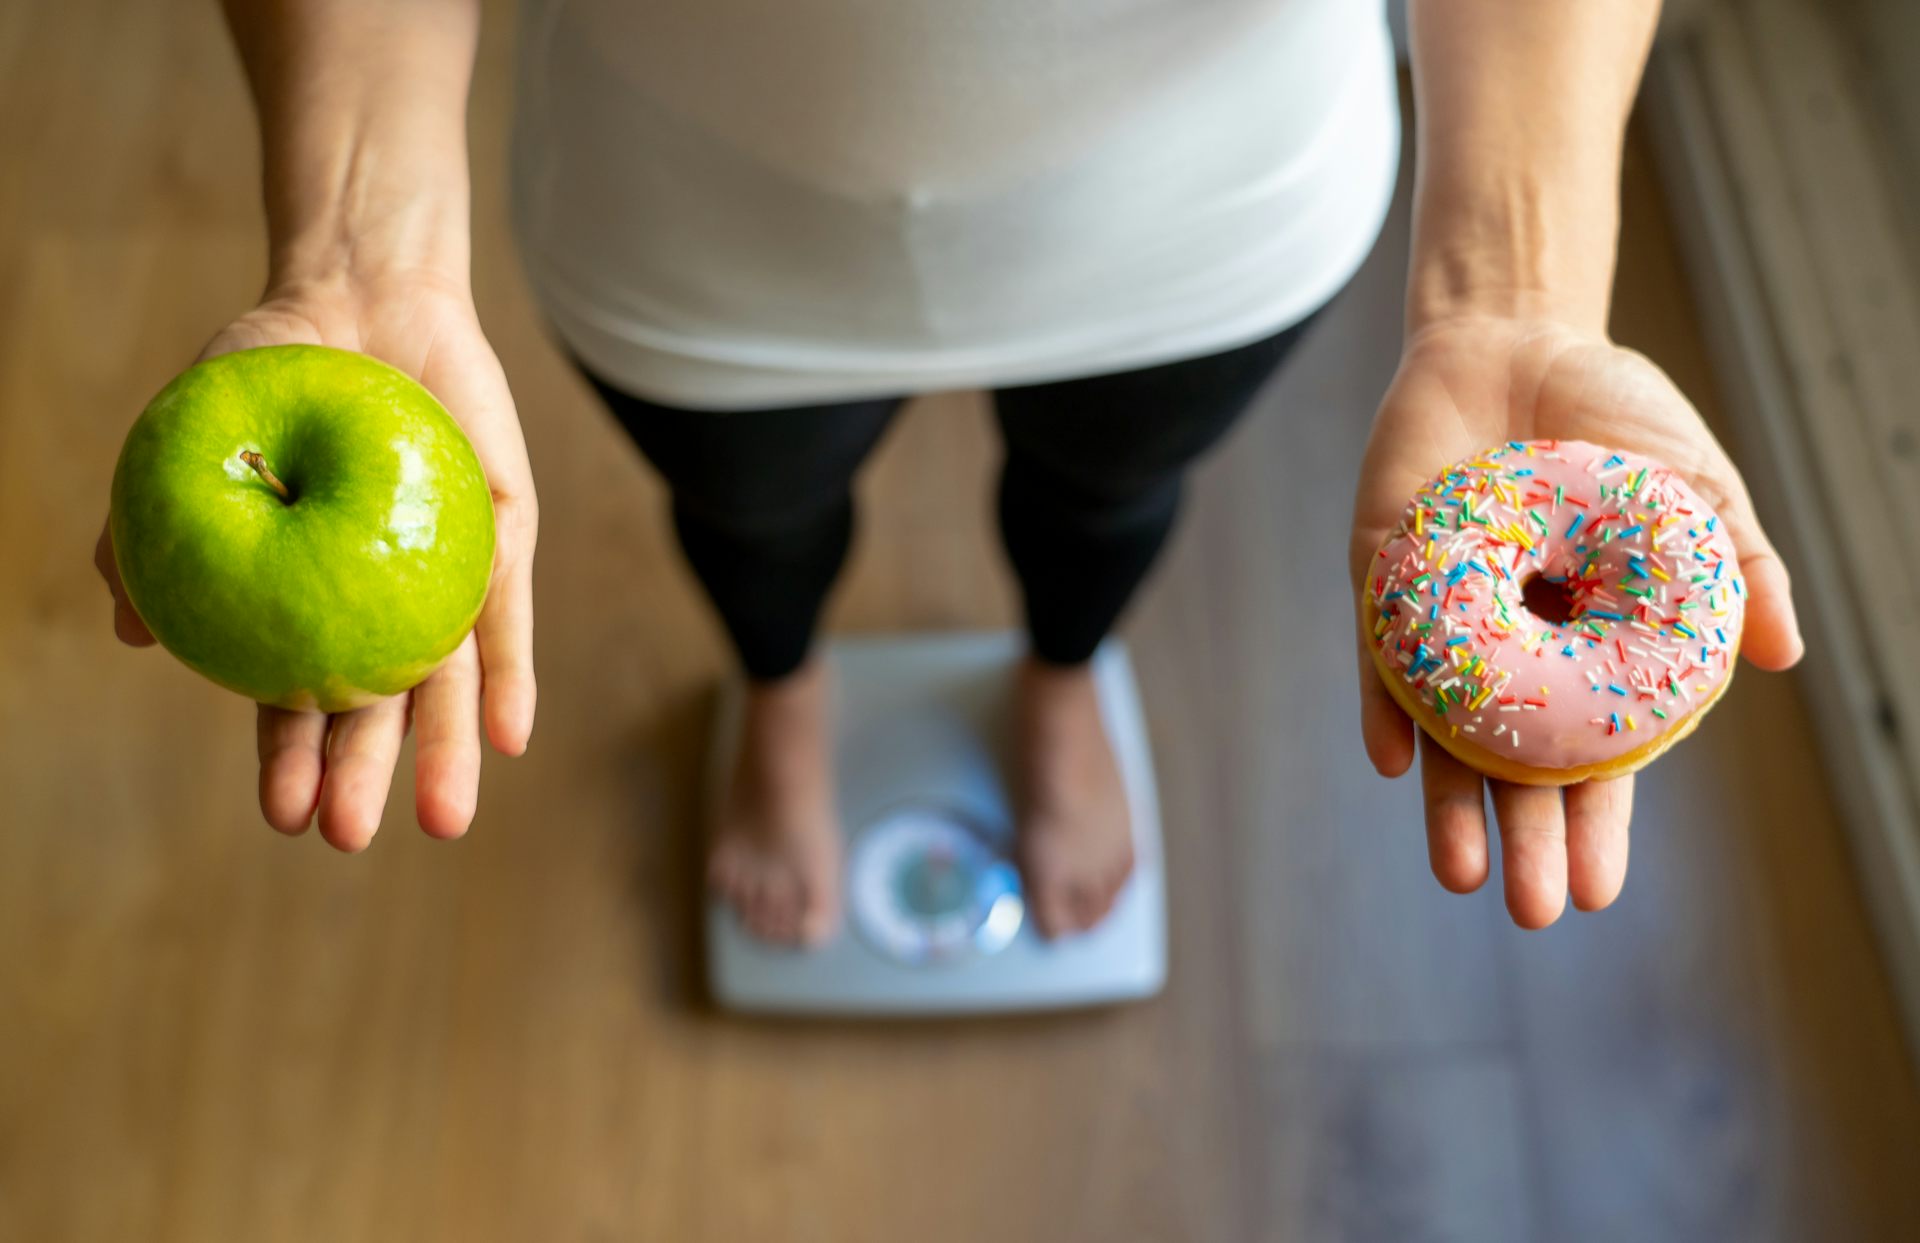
509, 0, 1400, 410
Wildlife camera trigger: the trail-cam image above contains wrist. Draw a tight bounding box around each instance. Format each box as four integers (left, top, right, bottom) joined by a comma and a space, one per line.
1406, 167, 1617, 338
269, 215, 469, 300
1406, 276, 1602, 340
260, 264, 474, 332
267, 200, 471, 301
261, 120, 472, 298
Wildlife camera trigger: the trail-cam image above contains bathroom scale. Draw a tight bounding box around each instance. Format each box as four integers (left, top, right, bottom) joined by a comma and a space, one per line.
705, 631, 1167, 1016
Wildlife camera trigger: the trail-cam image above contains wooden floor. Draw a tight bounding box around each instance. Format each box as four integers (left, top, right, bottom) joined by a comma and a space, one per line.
4, 3, 1918, 1240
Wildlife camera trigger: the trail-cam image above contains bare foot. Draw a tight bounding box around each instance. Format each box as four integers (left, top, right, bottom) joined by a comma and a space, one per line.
707, 659, 843, 946
1013, 656, 1135, 938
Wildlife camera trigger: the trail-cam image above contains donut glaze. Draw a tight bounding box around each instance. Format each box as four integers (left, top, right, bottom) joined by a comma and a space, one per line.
1366, 440, 1745, 779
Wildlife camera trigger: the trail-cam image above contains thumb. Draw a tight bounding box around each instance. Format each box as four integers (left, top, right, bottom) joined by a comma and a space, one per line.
1735, 541, 1803, 671
1356, 622, 1416, 777
94, 520, 156, 647
1699, 476, 1803, 671
1352, 524, 1415, 777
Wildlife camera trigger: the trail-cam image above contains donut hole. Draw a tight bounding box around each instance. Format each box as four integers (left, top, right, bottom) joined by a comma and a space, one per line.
1520, 573, 1578, 627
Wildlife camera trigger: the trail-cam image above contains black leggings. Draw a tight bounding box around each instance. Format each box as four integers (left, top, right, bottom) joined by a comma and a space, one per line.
584, 320, 1316, 680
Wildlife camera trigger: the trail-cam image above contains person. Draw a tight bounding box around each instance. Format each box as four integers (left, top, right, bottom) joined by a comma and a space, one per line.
95, 0, 1803, 942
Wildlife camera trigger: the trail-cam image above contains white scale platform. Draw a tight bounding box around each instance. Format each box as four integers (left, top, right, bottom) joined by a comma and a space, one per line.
706, 632, 1167, 1016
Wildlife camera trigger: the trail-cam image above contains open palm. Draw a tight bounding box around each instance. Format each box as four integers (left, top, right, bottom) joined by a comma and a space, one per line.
1349, 316, 1802, 927
96, 276, 538, 850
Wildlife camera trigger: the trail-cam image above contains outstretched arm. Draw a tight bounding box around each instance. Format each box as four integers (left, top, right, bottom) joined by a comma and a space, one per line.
1348, 0, 1802, 927
1404, 0, 1657, 336
98, 0, 538, 851
222, 0, 480, 296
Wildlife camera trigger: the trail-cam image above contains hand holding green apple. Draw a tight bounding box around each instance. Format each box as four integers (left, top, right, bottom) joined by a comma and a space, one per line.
96, 280, 538, 851
112, 344, 495, 712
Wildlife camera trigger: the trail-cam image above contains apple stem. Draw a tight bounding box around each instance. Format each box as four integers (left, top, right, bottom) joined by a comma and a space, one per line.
239, 451, 292, 502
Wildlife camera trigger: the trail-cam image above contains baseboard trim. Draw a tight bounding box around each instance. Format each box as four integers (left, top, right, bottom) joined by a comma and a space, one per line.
1642, 5, 1920, 1067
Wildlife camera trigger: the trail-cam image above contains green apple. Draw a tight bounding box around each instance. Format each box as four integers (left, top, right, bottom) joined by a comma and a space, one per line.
111, 344, 495, 713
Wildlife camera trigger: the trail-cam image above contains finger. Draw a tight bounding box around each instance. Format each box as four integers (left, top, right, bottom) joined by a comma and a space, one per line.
477, 494, 537, 756
1564, 775, 1634, 912
1351, 522, 1417, 777
1355, 620, 1415, 777
1700, 481, 1803, 670
1736, 547, 1802, 671
413, 638, 482, 839
256, 706, 328, 835
1419, 732, 1490, 893
94, 523, 155, 647
316, 696, 410, 853
113, 599, 156, 647
1490, 780, 1569, 930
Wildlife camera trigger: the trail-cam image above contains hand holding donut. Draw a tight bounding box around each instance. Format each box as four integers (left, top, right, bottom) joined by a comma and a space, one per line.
1349, 316, 1805, 928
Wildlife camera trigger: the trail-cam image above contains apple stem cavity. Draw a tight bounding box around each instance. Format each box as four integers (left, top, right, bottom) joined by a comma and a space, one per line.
239, 451, 293, 503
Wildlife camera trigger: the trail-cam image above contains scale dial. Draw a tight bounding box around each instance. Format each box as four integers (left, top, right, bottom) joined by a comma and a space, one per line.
848, 805, 1023, 966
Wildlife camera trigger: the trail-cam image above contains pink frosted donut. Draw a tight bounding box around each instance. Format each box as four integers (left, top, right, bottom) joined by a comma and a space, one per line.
1364, 440, 1746, 785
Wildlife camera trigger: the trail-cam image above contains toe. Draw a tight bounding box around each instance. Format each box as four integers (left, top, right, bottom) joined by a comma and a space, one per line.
760, 872, 800, 937
740, 874, 775, 931
1018, 852, 1055, 937
745, 908, 786, 943
796, 877, 840, 947
746, 904, 789, 943
797, 903, 837, 947
1061, 883, 1093, 932
773, 898, 807, 945
1070, 880, 1113, 932
1030, 880, 1073, 939
739, 869, 810, 946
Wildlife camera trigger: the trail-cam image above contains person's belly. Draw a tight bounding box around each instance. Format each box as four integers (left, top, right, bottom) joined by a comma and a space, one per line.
509, 0, 1399, 407
524, 0, 1368, 197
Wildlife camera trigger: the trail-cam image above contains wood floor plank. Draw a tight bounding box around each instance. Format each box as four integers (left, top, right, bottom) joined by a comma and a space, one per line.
1258, 1053, 1536, 1243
